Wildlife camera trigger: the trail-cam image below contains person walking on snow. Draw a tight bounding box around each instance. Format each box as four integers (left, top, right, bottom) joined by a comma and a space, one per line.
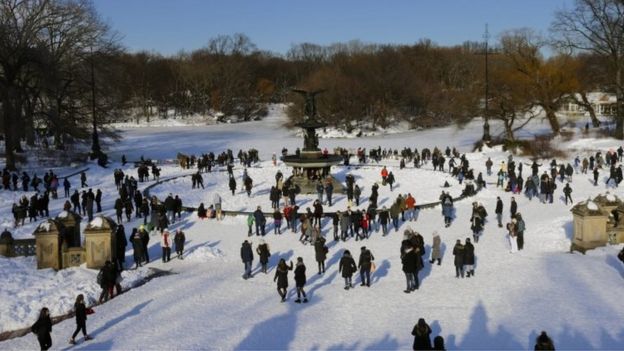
358, 246, 375, 287
256, 240, 271, 273
241, 240, 254, 279
31, 307, 52, 351
69, 294, 93, 345
174, 229, 185, 259
274, 258, 293, 302
563, 183, 573, 205
339, 250, 357, 290
293, 257, 308, 303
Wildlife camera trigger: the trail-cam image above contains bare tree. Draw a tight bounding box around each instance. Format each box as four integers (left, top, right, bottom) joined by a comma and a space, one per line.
552, 0, 624, 138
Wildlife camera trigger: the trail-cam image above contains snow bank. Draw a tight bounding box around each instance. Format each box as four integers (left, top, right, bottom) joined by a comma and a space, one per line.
185, 243, 224, 262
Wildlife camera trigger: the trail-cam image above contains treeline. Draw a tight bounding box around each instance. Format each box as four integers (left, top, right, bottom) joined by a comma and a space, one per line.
2, 0, 624, 171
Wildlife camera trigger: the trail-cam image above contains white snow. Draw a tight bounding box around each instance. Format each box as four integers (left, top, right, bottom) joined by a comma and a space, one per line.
88, 217, 104, 229
587, 201, 599, 211
37, 222, 51, 232
0, 106, 623, 350
57, 211, 69, 219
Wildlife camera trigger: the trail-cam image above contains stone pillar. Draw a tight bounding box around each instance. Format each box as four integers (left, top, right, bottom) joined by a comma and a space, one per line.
0, 230, 14, 257
84, 216, 117, 269
34, 220, 62, 270
571, 200, 609, 251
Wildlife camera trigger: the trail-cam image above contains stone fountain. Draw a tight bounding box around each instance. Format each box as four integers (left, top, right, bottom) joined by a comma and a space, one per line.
282, 89, 344, 194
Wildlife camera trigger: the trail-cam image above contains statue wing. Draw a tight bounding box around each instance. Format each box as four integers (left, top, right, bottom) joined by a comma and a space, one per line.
291, 89, 308, 95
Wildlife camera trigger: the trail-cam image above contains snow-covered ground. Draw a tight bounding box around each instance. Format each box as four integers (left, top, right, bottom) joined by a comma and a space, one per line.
1, 107, 624, 350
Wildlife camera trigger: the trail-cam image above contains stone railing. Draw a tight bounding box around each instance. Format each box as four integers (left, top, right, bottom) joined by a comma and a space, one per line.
0, 238, 36, 257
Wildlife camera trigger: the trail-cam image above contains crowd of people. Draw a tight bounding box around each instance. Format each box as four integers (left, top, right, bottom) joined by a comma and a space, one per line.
17, 142, 624, 350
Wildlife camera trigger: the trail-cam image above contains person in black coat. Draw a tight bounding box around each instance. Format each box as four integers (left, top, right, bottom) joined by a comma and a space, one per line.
339, 249, 357, 289
510, 197, 517, 219
453, 240, 465, 278
401, 243, 420, 293
115, 225, 127, 271
464, 238, 475, 277
130, 228, 143, 268
229, 175, 237, 195
241, 240, 254, 279
274, 258, 293, 302
253, 206, 266, 236
256, 240, 270, 273
293, 257, 308, 303
411, 318, 432, 350
358, 246, 375, 287
433, 335, 446, 350
314, 236, 327, 274
31, 307, 52, 350
139, 226, 150, 262
534, 330, 555, 350
70, 294, 93, 344
98, 261, 116, 303
174, 229, 186, 259
495, 197, 503, 228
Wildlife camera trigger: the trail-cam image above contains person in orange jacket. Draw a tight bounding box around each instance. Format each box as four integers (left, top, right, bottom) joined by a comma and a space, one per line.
405, 193, 416, 221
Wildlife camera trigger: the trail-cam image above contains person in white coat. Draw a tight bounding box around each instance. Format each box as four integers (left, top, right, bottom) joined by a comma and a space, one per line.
161, 229, 172, 262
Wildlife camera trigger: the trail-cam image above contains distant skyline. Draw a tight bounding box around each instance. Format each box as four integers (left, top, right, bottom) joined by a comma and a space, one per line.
94, 0, 573, 56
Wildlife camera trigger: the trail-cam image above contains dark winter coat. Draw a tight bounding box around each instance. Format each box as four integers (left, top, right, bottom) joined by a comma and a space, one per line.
294, 263, 306, 287
174, 231, 186, 251
31, 314, 52, 339
402, 248, 420, 273
464, 242, 475, 265
240, 242, 253, 263
75, 301, 87, 325
358, 249, 375, 271
314, 237, 327, 262
339, 254, 357, 278
256, 243, 270, 264
495, 199, 503, 214
412, 323, 432, 350
453, 243, 465, 266
274, 262, 293, 288
510, 200, 517, 216
253, 209, 266, 225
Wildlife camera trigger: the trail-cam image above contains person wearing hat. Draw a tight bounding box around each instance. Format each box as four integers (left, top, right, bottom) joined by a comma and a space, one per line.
358, 246, 375, 287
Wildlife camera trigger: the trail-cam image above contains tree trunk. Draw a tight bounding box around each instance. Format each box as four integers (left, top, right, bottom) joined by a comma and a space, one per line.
616, 66, 624, 139
23, 98, 36, 146
580, 92, 600, 127
543, 106, 560, 135
2, 90, 17, 171
504, 120, 515, 141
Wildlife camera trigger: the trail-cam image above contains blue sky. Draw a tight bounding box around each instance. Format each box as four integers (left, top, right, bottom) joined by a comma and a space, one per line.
94, 0, 573, 55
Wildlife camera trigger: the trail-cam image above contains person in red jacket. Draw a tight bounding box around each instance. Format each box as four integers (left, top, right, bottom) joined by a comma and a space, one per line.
405, 193, 416, 221
381, 166, 389, 184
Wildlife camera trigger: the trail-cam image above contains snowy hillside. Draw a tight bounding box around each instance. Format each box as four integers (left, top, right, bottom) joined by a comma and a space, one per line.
1, 111, 623, 350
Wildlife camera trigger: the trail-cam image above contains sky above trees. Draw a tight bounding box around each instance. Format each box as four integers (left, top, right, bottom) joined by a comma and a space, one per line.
93, 0, 573, 55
